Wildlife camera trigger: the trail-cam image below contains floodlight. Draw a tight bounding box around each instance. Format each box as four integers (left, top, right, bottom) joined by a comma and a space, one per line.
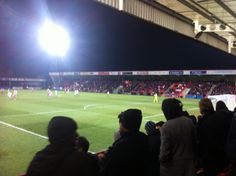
219, 24, 226, 30
38, 19, 70, 57
233, 41, 236, 48
200, 25, 206, 31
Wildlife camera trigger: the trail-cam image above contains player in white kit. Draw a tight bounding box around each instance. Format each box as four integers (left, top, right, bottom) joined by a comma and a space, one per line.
7, 89, 12, 99
47, 89, 52, 97
74, 89, 79, 96
12, 89, 18, 100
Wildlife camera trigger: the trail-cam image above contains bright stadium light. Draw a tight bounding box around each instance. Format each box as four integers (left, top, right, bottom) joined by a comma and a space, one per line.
38, 19, 70, 57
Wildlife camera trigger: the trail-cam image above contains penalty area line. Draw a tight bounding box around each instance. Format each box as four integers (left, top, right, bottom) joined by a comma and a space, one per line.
0, 120, 48, 140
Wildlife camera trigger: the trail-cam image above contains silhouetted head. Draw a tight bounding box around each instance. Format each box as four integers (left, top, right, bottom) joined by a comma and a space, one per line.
162, 98, 183, 120
145, 121, 156, 135
47, 116, 78, 145
199, 98, 214, 115
216, 101, 228, 111
118, 109, 142, 132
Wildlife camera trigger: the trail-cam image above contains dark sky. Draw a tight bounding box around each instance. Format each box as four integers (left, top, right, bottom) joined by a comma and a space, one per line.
0, 0, 236, 77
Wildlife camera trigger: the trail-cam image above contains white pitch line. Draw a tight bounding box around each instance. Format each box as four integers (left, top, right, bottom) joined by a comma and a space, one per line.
83, 104, 101, 110
0, 97, 198, 144
0, 120, 96, 153
143, 107, 199, 120
0, 104, 103, 118
84, 104, 132, 110
0, 103, 101, 118
0, 103, 113, 118
144, 113, 164, 119
0, 109, 78, 118
83, 102, 157, 110
0, 120, 48, 139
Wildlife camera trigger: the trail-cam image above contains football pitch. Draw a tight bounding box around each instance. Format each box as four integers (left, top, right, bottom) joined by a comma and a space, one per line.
0, 90, 199, 176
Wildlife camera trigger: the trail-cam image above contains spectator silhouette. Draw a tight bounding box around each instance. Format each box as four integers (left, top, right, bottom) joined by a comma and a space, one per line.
197, 98, 215, 176
145, 121, 163, 176
227, 117, 236, 176
216, 100, 228, 112
197, 99, 232, 176
203, 101, 233, 176
77, 136, 100, 176
27, 116, 94, 176
159, 98, 196, 176
100, 109, 149, 176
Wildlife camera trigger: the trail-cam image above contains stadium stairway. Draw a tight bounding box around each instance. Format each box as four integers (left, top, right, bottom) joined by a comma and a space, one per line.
182, 88, 191, 98
113, 85, 123, 94
207, 84, 217, 96
163, 83, 175, 97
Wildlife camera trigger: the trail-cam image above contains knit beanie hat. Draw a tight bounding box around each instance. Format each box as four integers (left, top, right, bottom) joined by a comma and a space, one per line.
162, 98, 183, 120
119, 109, 142, 131
47, 116, 78, 143
145, 121, 156, 135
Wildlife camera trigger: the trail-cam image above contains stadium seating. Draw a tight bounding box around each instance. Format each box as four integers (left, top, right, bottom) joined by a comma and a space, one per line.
4, 76, 235, 98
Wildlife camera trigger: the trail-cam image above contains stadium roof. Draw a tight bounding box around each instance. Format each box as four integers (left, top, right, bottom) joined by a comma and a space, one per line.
0, 0, 236, 77
155, 0, 236, 44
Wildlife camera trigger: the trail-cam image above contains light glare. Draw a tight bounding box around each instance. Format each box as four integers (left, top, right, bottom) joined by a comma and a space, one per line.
38, 20, 70, 57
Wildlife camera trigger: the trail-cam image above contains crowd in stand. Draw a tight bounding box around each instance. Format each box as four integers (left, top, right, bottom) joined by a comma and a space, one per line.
24, 98, 236, 176
58, 78, 236, 98
211, 82, 236, 95
61, 80, 172, 96
1, 76, 235, 97
126, 81, 171, 95
187, 82, 213, 97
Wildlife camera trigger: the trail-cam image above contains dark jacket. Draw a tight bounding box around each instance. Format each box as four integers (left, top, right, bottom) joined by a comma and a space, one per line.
147, 130, 161, 176
197, 110, 233, 175
100, 131, 150, 176
148, 130, 161, 163
227, 117, 236, 176
227, 117, 236, 160
197, 112, 215, 159
27, 143, 95, 176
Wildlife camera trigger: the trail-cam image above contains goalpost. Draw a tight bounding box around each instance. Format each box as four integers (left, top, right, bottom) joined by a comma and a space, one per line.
208, 94, 236, 111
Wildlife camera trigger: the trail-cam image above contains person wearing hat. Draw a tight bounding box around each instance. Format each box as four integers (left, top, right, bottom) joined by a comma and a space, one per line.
159, 98, 196, 176
26, 116, 95, 176
100, 109, 150, 176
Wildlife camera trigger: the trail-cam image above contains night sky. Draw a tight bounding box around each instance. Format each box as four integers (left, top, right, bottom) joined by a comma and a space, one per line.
0, 0, 236, 77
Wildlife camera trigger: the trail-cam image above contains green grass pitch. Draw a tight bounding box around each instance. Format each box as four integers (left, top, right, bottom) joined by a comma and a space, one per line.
0, 90, 200, 176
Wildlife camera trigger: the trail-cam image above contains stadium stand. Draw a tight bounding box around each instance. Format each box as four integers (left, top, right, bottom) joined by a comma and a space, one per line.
186, 82, 213, 98
2, 73, 236, 99
47, 74, 236, 99
211, 82, 236, 95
